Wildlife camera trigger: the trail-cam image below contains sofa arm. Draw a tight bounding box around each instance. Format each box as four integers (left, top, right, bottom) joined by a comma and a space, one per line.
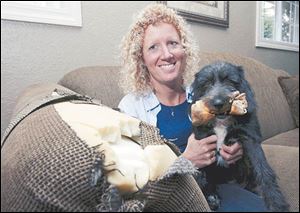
262, 144, 299, 212
1, 86, 210, 212
278, 75, 299, 127
58, 66, 124, 108
263, 128, 299, 147
10, 83, 76, 120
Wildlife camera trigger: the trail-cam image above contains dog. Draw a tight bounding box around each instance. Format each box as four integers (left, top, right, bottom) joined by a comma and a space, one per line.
190, 62, 289, 212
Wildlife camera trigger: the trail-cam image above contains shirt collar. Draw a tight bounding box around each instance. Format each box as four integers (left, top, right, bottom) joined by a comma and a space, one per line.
144, 85, 193, 112
144, 92, 160, 112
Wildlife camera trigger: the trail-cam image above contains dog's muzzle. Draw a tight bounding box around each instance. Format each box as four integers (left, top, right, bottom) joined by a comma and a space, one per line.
191, 91, 248, 125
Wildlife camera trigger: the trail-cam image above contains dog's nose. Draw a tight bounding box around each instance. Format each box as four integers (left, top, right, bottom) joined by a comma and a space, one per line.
213, 98, 225, 109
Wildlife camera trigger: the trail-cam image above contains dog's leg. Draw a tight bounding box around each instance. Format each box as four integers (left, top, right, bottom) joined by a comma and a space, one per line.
203, 182, 221, 210
243, 141, 290, 212
193, 168, 221, 210
201, 165, 222, 210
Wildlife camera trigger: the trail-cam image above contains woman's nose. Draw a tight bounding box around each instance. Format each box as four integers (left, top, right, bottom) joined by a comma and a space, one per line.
160, 45, 174, 59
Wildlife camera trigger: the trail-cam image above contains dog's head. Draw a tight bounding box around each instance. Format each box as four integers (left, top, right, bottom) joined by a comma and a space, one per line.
191, 62, 256, 120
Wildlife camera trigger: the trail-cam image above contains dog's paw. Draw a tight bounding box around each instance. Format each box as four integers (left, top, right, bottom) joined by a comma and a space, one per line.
206, 194, 221, 210
268, 201, 290, 212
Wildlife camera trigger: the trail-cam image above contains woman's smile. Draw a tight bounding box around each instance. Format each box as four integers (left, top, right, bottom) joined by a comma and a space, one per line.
158, 62, 176, 72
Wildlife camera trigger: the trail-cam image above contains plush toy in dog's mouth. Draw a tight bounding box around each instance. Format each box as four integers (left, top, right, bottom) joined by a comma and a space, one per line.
191, 91, 248, 126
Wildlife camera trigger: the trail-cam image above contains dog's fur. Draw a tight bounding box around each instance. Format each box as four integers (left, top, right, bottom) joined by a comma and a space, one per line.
190, 62, 289, 211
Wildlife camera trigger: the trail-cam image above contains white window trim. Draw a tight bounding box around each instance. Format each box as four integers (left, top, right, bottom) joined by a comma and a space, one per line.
1, 1, 82, 27
256, 1, 299, 52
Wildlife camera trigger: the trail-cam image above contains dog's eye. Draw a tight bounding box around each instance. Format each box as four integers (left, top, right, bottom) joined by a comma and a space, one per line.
201, 82, 213, 92
228, 75, 240, 84
224, 77, 240, 86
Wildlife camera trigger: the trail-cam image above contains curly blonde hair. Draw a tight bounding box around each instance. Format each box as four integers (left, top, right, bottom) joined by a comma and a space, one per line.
119, 3, 199, 96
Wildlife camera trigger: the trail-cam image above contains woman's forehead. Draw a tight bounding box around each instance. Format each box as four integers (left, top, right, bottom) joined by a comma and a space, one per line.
144, 23, 180, 40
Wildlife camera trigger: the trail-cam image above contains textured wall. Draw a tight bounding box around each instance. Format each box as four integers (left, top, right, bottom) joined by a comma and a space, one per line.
1, 1, 299, 137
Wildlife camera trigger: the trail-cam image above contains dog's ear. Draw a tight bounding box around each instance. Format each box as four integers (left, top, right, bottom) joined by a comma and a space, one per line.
190, 71, 203, 102
236, 66, 256, 114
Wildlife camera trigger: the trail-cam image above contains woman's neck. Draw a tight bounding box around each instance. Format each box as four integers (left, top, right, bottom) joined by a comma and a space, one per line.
152, 83, 186, 106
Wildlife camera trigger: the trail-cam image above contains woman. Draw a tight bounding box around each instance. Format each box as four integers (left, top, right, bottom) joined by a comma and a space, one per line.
118, 3, 266, 211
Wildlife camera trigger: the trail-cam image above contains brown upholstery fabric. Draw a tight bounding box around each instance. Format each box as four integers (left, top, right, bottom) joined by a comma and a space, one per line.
198, 52, 296, 140
263, 128, 299, 147
58, 66, 124, 108
278, 75, 299, 127
1, 84, 91, 147
1, 105, 101, 212
262, 144, 299, 212
143, 174, 210, 212
1, 85, 211, 212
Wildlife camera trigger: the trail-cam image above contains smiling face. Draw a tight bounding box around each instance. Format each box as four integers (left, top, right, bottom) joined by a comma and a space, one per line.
142, 22, 186, 88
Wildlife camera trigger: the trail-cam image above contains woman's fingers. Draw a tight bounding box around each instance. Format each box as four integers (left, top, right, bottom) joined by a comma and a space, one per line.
204, 150, 215, 159
220, 147, 243, 161
199, 135, 218, 145
221, 142, 241, 155
207, 156, 216, 165
189, 134, 243, 166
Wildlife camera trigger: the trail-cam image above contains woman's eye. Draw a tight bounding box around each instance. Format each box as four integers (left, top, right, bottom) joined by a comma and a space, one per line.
169, 41, 178, 47
148, 44, 157, 51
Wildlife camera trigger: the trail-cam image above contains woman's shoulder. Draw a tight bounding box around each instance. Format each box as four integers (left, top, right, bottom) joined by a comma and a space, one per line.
118, 92, 145, 113
118, 91, 159, 114
119, 93, 143, 105
118, 92, 154, 120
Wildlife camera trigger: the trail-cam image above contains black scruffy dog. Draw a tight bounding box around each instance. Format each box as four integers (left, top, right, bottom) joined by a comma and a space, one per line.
190, 61, 289, 212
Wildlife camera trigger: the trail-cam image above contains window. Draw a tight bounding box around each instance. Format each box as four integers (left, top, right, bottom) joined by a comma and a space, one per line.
256, 1, 299, 52
1, 1, 82, 27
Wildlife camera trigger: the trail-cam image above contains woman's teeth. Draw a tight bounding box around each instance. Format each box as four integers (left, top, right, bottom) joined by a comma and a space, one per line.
159, 63, 175, 70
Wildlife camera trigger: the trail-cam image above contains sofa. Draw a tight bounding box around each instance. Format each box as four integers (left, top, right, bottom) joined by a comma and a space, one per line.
1, 52, 299, 212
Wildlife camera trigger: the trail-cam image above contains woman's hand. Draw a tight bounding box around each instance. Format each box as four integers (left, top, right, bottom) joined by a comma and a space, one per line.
182, 134, 217, 169
220, 143, 243, 165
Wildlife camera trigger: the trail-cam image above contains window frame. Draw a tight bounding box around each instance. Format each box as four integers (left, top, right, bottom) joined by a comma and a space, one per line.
1, 1, 82, 27
256, 1, 299, 52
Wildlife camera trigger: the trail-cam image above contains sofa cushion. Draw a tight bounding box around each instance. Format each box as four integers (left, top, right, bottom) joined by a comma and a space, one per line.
278, 75, 299, 127
58, 66, 124, 108
262, 144, 299, 212
198, 52, 296, 140
263, 128, 299, 147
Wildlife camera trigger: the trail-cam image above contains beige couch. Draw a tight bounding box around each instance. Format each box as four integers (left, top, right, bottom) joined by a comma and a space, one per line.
58, 52, 299, 211
1, 52, 298, 211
